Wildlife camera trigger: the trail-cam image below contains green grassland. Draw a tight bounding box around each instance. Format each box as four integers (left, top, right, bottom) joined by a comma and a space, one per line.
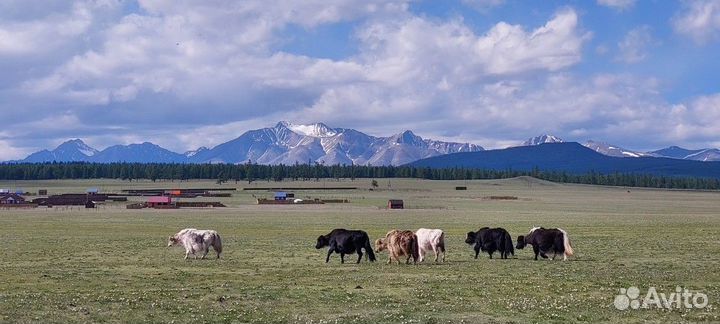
0, 177, 718, 323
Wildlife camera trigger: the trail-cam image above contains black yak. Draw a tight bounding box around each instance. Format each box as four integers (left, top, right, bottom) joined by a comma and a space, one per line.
315, 228, 376, 264
465, 227, 514, 259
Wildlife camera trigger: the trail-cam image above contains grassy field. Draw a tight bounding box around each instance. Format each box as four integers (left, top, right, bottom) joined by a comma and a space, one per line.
1, 177, 719, 323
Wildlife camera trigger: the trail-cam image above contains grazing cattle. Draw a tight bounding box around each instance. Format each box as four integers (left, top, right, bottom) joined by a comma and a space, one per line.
375, 230, 419, 264
315, 228, 376, 264
415, 228, 446, 263
167, 228, 223, 260
516, 227, 574, 261
465, 227, 514, 259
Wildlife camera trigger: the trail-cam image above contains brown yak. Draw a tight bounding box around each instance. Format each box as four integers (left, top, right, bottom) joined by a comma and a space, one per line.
374, 230, 419, 264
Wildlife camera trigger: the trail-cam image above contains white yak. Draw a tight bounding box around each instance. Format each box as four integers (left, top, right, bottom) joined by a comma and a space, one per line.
415, 228, 446, 263
167, 228, 223, 259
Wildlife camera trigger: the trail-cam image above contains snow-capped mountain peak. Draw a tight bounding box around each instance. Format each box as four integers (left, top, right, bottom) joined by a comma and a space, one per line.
185, 122, 483, 165
522, 134, 564, 146
19, 139, 99, 163
277, 121, 337, 137
57, 139, 99, 157
583, 140, 647, 158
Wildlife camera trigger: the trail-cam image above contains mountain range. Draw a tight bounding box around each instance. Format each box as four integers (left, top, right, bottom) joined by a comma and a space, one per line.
10, 122, 483, 166
522, 135, 720, 162
7, 126, 720, 166
410, 142, 720, 179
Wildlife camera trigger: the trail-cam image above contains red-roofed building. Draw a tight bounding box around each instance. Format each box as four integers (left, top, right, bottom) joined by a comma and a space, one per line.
147, 196, 172, 208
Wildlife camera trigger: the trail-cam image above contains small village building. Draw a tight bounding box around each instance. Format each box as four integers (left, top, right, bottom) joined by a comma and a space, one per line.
147, 196, 172, 208
388, 199, 404, 209
274, 192, 287, 201
0, 193, 26, 205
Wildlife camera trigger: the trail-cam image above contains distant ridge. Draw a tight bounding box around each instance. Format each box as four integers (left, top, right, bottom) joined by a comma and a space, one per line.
410, 142, 720, 178
518, 134, 720, 162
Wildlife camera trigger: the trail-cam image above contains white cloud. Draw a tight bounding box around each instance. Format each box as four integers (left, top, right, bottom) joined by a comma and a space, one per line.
0, 1, 118, 56
616, 26, 657, 63
673, 0, 720, 44
0, 139, 31, 161
669, 94, 720, 141
137, 0, 410, 31
20, 0, 407, 107
597, 0, 636, 11
19, 6, 588, 126
477, 10, 591, 74
357, 8, 589, 83
288, 9, 590, 137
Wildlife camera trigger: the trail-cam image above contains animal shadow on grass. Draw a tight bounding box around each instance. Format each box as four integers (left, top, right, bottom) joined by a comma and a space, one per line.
457, 258, 518, 263
513, 256, 593, 262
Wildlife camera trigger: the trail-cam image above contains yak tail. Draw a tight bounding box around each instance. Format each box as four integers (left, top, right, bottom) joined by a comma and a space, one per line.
412, 234, 420, 263
214, 233, 223, 255
364, 234, 376, 262
558, 228, 573, 257
504, 231, 514, 256
438, 232, 446, 253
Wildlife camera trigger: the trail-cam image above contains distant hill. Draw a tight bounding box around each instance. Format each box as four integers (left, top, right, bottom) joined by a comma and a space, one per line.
410, 142, 720, 178
89, 142, 187, 163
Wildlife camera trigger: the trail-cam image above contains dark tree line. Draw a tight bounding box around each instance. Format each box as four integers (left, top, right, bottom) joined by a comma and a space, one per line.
0, 162, 718, 190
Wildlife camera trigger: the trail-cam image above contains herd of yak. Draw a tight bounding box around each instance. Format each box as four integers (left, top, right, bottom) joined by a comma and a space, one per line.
168, 226, 575, 263
314, 227, 574, 264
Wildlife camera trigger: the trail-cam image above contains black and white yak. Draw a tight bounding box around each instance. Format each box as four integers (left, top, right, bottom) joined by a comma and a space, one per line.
516, 227, 574, 261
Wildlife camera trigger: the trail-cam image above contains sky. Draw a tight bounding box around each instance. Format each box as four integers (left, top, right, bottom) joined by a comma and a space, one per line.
1, 0, 719, 160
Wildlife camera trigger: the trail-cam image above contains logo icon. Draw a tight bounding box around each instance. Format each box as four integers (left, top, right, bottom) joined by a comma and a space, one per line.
614, 286, 641, 310
614, 286, 709, 310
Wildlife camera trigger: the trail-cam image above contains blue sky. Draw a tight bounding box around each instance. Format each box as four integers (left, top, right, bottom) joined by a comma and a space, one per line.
1, 0, 719, 159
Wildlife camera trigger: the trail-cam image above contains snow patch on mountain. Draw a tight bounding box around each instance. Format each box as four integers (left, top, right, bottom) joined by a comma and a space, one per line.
184, 147, 209, 158
583, 140, 648, 158
522, 135, 564, 146
279, 121, 337, 138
